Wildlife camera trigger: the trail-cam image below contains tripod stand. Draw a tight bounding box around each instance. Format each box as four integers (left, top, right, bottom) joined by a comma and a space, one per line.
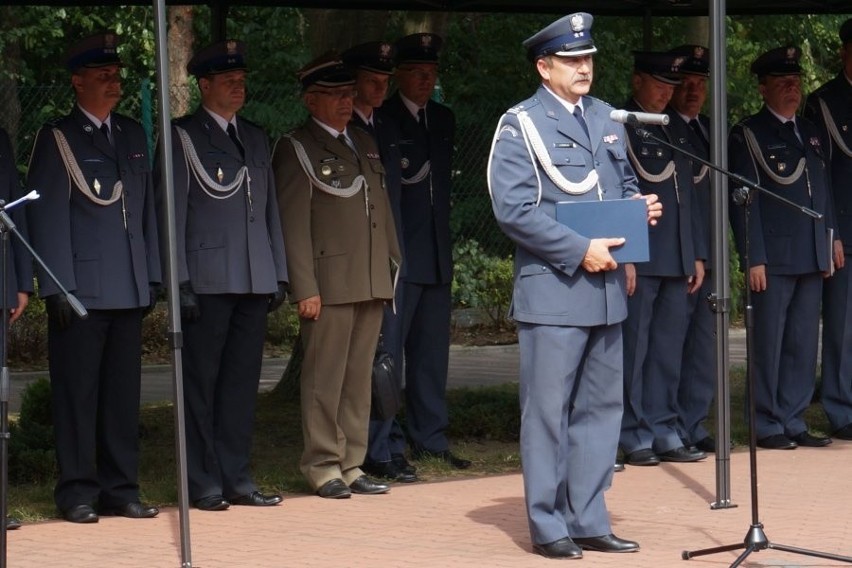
682, 182, 852, 566
0, 193, 87, 568
622, 120, 852, 566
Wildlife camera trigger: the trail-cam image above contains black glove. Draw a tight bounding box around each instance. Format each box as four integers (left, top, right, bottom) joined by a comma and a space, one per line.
143, 285, 159, 318
46, 294, 74, 331
179, 282, 201, 322
267, 281, 288, 313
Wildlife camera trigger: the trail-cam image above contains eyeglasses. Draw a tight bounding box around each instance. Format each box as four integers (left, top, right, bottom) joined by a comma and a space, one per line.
306, 89, 358, 100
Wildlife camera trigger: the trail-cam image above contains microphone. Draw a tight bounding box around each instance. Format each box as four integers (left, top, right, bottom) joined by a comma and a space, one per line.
610, 109, 670, 126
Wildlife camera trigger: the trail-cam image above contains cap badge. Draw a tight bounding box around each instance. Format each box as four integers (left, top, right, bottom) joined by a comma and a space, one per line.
421, 35, 432, 48
380, 43, 392, 57
105, 34, 116, 49
570, 14, 585, 33
672, 56, 686, 71
786, 47, 796, 60
694, 46, 705, 59
227, 41, 238, 55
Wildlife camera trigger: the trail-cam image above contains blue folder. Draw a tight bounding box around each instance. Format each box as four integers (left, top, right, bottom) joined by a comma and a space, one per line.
555, 198, 650, 263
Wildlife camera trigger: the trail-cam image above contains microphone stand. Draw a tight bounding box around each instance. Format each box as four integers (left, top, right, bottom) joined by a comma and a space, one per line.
0, 193, 87, 568
625, 125, 852, 566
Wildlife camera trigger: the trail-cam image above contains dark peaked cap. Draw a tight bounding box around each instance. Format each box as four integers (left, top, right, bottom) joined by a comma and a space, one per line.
669, 44, 709, 77
523, 12, 597, 62
343, 41, 397, 75
633, 51, 683, 85
395, 33, 443, 64
65, 32, 122, 72
840, 18, 852, 45
298, 52, 355, 90
750, 46, 801, 77
188, 40, 248, 78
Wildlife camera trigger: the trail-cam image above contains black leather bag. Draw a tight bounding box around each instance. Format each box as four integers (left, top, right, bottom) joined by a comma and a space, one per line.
371, 340, 401, 421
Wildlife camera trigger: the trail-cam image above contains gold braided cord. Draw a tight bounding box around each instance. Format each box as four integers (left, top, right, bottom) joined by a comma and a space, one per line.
625, 133, 677, 184
818, 98, 852, 159
51, 128, 123, 206
742, 126, 806, 186
175, 126, 248, 200
516, 110, 599, 196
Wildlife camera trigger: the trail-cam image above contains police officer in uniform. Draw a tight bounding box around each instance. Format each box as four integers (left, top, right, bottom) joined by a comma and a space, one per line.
729, 46, 836, 450
667, 45, 718, 454
1, 126, 34, 530
382, 33, 469, 469
804, 19, 852, 440
27, 32, 161, 523
343, 41, 417, 483
273, 53, 401, 499
157, 40, 289, 511
489, 13, 660, 559
619, 51, 707, 467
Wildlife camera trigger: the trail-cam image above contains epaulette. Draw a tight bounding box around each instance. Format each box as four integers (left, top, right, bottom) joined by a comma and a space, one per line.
173, 115, 193, 127
239, 116, 264, 131
44, 116, 64, 128
112, 111, 142, 127
586, 95, 614, 110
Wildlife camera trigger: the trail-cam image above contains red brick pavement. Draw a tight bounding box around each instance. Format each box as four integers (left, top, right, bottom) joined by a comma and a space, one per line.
8, 439, 852, 567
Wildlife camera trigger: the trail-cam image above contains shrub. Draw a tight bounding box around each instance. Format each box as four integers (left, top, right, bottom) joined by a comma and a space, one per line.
9, 377, 57, 484
452, 239, 514, 326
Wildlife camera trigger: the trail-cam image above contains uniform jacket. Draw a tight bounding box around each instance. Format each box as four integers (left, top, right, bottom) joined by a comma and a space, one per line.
27, 106, 160, 309
488, 86, 640, 327
158, 108, 288, 294
0, 128, 34, 306
351, 107, 406, 278
671, 110, 714, 271
381, 92, 453, 285
624, 99, 706, 277
272, 119, 401, 305
804, 72, 852, 252
728, 105, 834, 275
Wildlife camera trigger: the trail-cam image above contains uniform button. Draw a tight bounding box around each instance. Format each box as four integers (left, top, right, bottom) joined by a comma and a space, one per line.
541, 266, 546, 271
249, 216, 255, 222
370, 204, 375, 210
372, 222, 377, 228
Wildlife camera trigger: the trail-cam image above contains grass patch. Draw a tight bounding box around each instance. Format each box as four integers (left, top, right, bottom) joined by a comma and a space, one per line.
8, 363, 835, 523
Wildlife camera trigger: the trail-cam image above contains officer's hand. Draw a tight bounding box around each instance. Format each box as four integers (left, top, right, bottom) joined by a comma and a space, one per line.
688, 261, 705, 294
9, 292, 29, 325
179, 283, 201, 322
749, 265, 767, 292
625, 263, 636, 296
143, 285, 159, 318
582, 238, 624, 273
634, 193, 662, 226
298, 295, 322, 320
834, 239, 845, 271
46, 294, 74, 331
268, 282, 289, 313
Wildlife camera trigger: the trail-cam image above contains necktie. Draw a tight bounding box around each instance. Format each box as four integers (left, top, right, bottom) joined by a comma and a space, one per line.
573, 107, 590, 140
688, 118, 709, 153
227, 123, 245, 158
784, 120, 802, 145
338, 133, 359, 162
417, 108, 428, 132
100, 123, 112, 146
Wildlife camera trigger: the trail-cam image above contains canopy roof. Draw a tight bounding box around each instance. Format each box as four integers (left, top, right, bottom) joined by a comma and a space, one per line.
2, 0, 848, 15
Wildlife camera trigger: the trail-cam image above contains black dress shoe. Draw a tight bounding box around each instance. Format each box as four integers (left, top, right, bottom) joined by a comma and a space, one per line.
414, 449, 472, 469
624, 448, 660, 466
362, 461, 418, 483
348, 475, 390, 495
63, 504, 99, 524
613, 460, 625, 473
532, 537, 583, 559
695, 436, 716, 453
573, 534, 640, 553
193, 495, 230, 510
658, 446, 707, 463
757, 434, 797, 450
317, 479, 351, 499
100, 502, 159, 518
5, 517, 21, 530
391, 453, 417, 474
230, 491, 283, 506
834, 423, 852, 440
789, 431, 832, 447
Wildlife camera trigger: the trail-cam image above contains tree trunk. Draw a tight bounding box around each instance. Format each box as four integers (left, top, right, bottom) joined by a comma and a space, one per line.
168, 6, 194, 117
272, 332, 303, 402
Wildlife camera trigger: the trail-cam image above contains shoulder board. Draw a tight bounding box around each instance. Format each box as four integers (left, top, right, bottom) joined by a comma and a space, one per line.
238, 116, 265, 131
44, 116, 65, 128
585, 95, 613, 110
112, 112, 141, 127
173, 115, 193, 127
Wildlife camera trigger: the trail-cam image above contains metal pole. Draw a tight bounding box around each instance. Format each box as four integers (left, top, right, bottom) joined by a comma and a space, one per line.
709, 0, 735, 510
151, 2, 193, 565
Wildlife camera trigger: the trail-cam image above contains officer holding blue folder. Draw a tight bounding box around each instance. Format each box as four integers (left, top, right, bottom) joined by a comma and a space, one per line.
488, 12, 660, 560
